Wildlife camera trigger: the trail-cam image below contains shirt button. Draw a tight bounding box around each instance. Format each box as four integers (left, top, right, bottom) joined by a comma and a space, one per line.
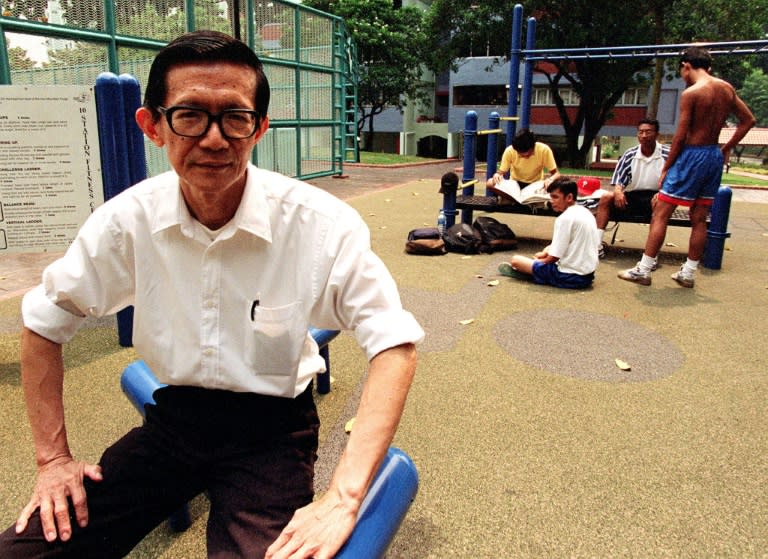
204, 299, 215, 309
203, 348, 215, 357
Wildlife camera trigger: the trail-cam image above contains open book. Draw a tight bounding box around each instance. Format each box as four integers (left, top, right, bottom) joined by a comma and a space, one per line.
489, 179, 550, 207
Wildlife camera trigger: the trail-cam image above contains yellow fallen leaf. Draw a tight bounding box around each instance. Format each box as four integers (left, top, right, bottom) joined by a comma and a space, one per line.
487, 279, 500, 286
385, 198, 392, 202
615, 358, 631, 371
459, 319, 474, 325
380, 225, 387, 229
665, 242, 677, 247
344, 417, 355, 433
461, 255, 472, 260
368, 213, 376, 216
412, 192, 420, 196
475, 274, 484, 278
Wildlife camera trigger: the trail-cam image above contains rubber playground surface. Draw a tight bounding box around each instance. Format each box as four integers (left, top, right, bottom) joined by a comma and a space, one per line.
1, 161, 766, 557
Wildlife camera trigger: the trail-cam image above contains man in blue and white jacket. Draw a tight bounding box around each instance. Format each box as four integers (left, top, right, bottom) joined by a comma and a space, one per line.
595, 118, 669, 258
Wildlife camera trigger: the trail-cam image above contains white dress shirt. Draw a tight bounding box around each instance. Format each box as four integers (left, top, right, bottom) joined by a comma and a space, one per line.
23, 164, 424, 397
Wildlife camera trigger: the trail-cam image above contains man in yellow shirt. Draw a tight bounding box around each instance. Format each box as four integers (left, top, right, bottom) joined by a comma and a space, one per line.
487, 128, 560, 189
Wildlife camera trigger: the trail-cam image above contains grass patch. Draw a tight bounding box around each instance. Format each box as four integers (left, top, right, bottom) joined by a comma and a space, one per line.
560, 167, 768, 187
354, 153, 768, 187
358, 152, 444, 165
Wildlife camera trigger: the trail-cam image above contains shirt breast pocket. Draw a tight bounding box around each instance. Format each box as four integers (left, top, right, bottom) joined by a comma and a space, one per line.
245, 301, 305, 377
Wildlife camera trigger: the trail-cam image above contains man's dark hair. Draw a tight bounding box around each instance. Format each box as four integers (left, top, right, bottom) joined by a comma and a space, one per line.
680, 46, 712, 70
144, 30, 270, 121
546, 177, 577, 199
638, 117, 660, 133
511, 128, 536, 153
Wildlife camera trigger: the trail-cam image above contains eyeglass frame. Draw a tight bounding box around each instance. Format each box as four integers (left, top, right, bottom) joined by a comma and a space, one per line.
156, 105, 262, 140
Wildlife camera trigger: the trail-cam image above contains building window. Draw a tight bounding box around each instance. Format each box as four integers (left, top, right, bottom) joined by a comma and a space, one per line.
618, 87, 648, 106
531, 87, 580, 106
453, 85, 510, 106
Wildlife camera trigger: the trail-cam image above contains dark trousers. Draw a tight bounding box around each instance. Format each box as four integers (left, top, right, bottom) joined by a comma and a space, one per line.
0, 384, 319, 558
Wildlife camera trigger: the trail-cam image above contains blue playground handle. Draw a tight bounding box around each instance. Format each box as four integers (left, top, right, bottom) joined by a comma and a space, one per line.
119, 361, 418, 552
309, 327, 341, 394
335, 447, 419, 559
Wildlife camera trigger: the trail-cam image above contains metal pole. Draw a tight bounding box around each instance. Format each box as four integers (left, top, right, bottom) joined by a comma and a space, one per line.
507, 4, 523, 144
461, 111, 478, 224
520, 17, 536, 130
486, 112, 500, 196
232, 0, 241, 40
703, 185, 733, 269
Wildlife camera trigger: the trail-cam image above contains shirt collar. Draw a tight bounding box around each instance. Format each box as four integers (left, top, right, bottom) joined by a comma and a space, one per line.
149, 164, 272, 244
637, 142, 664, 162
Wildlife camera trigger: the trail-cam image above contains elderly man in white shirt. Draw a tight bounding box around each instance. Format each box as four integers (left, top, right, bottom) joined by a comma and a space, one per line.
1, 30, 423, 559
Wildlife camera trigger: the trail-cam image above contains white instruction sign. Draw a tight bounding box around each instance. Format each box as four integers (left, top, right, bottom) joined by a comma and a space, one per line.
0, 85, 103, 253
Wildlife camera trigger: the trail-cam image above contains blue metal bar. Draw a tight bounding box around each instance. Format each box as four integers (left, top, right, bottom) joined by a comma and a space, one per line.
486, 112, 500, 196
703, 186, 733, 270
524, 39, 768, 62
519, 17, 536, 130
309, 327, 341, 394
335, 447, 419, 559
461, 111, 478, 225
506, 4, 523, 144
118, 75, 147, 185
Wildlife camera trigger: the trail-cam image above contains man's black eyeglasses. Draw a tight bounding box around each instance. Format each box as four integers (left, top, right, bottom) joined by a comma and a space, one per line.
157, 106, 260, 139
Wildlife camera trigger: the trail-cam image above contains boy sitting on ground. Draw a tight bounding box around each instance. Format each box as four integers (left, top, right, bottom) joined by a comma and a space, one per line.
498, 178, 599, 289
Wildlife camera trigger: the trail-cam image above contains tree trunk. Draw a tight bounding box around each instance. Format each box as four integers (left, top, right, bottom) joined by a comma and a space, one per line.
647, 4, 665, 120
647, 59, 663, 119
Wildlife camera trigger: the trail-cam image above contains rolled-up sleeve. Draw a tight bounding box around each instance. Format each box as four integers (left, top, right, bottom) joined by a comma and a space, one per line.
353, 308, 424, 361
22, 284, 87, 344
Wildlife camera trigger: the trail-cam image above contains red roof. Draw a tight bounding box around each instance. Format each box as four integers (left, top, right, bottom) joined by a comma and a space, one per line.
719, 127, 768, 146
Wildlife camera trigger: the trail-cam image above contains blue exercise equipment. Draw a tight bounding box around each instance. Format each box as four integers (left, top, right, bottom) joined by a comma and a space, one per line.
120, 360, 419, 556
94, 72, 147, 348
309, 327, 341, 395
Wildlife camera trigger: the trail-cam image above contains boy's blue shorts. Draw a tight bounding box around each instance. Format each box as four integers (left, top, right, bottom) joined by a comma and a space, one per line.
532, 261, 594, 289
659, 145, 723, 207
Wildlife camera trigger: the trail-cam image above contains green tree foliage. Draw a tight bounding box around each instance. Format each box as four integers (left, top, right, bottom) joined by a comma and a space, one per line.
425, 0, 768, 167
303, 0, 428, 150
7, 46, 35, 69
2, 0, 46, 20
426, 0, 657, 166
739, 68, 768, 127
649, 0, 768, 110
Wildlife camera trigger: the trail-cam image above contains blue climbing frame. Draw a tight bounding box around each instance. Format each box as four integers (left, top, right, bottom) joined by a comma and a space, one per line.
447, 4, 768, 269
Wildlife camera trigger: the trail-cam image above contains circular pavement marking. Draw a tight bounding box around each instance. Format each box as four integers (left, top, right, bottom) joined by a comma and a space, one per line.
494, 309, 684, 382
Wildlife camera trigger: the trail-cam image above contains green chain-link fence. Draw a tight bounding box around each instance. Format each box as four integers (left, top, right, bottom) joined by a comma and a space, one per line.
1, 0, 358, 179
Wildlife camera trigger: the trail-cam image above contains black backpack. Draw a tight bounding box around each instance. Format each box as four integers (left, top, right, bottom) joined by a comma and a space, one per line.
443, 223, 482, 254
472, 216, 517, 253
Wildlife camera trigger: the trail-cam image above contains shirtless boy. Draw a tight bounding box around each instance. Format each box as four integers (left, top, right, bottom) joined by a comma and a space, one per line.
618, 46, 755, 288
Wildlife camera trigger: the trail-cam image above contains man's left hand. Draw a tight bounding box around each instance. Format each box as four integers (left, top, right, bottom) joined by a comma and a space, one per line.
264, 491, 357, 559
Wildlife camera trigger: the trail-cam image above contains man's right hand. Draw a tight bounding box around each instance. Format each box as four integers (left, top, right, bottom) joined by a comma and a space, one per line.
16, 456, 102, 542
614, 188, 627, 209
